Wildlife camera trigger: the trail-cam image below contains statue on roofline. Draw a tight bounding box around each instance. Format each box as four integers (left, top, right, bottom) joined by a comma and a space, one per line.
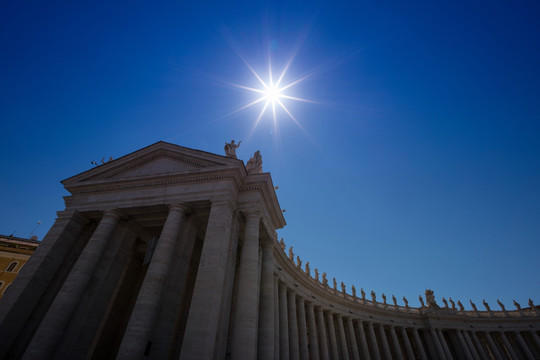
314, 268, 319, 281
470, 300, 478, 312
322, 273, 328, 286
449, 297, 456, 310
246, 150, 263, 174
279, 238, 286, 250
351, 285, 357, 298
418, 296, 425, 307
305, 261, 310, 275
392, 295, 397, 306
483, 299, 491, 312
224, 140, 241, 159
497, 299, 506, 311
371, 290, 376, 302
296, 255, 302, 268
457, 300, 464, 311
425, 289, 439, 309
442, 297, 448, 308
403, 296, 409, 307
341, 281, 346, 293
513, 300, 521, 311
289, 247, 294, 261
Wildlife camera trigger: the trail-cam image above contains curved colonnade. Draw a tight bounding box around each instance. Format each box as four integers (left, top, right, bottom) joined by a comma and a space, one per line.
271, 238, 540, 360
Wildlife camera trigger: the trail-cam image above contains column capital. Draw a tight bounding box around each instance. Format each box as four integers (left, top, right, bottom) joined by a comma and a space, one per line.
242, 209, 261, 218
103, 208, 123, 219
169, 203, 190, 214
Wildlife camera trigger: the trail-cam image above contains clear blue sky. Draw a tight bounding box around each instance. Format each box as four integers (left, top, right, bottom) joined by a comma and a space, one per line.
1, 1, 539, 308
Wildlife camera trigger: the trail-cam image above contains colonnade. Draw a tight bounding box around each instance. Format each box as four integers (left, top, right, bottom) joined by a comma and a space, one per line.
272, 279, 540, 359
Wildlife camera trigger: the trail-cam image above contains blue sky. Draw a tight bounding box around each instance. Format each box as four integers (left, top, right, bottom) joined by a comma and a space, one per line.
1, 1, 539, 308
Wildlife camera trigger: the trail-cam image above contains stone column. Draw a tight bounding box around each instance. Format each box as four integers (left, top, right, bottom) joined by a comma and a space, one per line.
530, 331, 540, 352
336, 315, 349, 360
306, 303, 320, 360
279, 282, 290, 360
346, 318, 360, 360
389, 325, 404, 360
274, 277, 280, 360
412, 328, 428, 360
499, 331, 518, 360
117, 204, 187, 359
316, 308, 329, 360
429, 328, 446, 360
179, 200, 235, 360
455, 330, 473, 360
377, 324, 392, 360
0, 213, 88, 360
258, 241, 275, 360
483, 331, 503, 360
367, 322, 382, 360
288, 291, 300, 360
515, 331, 535, 360
399, 327, 415, 360
461, 331, 481, 360
468, 331, 489, 360
326, 312, 339, 359
296, 298, 309, 360
437, 329, 452, 360
231, 211, 261, 359
23, 209, 121, 360
356, 321, 371, 360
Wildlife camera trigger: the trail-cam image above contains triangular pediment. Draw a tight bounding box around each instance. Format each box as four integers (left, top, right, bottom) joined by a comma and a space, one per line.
62, 141, 244, 185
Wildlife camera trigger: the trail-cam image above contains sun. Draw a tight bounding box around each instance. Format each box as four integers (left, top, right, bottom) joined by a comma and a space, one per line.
227, 54, 316, 133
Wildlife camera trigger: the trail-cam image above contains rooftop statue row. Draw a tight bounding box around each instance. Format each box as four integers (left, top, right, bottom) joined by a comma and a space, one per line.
224, 139, 263, 174
279, 238, 538, 316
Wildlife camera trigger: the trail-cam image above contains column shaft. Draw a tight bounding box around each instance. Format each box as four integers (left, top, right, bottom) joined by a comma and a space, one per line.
515, 331, 535, 360
274, 277, 280, 360
378, 324, 392, 360
179, 201, 235, 360
23, 210, 120, 360
412, 328, 428, 360
469, 331, 489, 360
499, 332, 519, 360
437, 329, 453, 360
288, 291, 300, 360
117, 205, 186, 359
326, 312, 339, 359
389, 326, 404, 360
455, 330, 473, 360
367, 322, 382, 360
231, 212, 261, 359
336, 315, 349, 360
461, 331, 481, 360
356, 321, 371, 360
258, 243, 275, 360
430, 328, 446, 360
400, 327, 415, 360
531, 331, 540, 350
484, 331, 504, 360
297, 298, 309, 360
279, 283, 290, 360
316, 309, 329, 360
346, 318, 360, 360
306, 303, 320, 360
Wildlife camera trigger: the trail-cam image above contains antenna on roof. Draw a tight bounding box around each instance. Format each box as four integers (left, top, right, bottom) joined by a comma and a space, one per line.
28, 221, 41, 239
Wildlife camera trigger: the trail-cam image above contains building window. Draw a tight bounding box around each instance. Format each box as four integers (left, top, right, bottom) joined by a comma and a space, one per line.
6, 261, 18, 272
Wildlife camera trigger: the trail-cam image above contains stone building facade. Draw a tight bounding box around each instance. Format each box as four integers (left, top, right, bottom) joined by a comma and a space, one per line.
0, 141, 538, 359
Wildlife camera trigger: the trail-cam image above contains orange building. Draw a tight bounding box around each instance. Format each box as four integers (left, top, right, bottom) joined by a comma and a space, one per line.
0, 235, 39, 299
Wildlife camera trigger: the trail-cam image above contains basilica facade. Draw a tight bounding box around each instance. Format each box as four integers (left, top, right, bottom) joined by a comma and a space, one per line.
0, 141, 538, 359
